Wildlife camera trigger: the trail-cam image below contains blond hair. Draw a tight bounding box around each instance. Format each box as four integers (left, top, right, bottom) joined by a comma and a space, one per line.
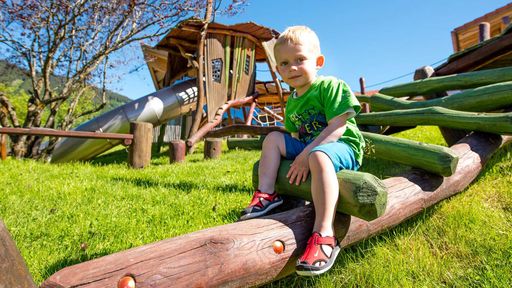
274, 26, 321, 55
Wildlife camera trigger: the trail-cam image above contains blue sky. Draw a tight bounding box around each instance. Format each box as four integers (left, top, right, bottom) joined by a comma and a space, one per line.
113, 0, 512, 99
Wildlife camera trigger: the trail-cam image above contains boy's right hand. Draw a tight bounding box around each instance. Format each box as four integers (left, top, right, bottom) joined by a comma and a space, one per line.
287, 150, 310, 185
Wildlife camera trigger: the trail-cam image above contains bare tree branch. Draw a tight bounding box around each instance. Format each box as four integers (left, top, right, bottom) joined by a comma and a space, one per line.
0, 0, 247, 158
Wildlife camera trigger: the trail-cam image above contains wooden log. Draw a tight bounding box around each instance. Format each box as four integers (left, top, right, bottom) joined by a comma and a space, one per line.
356, 107, 512, 135
379, 66, 512, 97
225, 130, 458, 176
253, 160, 388, 221
128, 122, 153, 169
169, 140, 186, 163
204, 138, 222, 159
362, 132, 458, 176
413, 65, 468, 146
41, 133, 511, 288
342, 133, 512, 247
1, 133, 6, 160
227, 136, 264, 150
357, 81, 512, 112
41, 206, 351, 288
359, 77, 370, 113
0, 220, 36, 288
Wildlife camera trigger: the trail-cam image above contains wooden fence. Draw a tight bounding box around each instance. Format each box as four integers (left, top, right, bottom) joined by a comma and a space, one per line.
0, 122, 153, 168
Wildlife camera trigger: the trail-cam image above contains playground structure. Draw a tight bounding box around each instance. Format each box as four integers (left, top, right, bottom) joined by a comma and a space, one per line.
50, 19, 289, 163
2, 5, 512, 288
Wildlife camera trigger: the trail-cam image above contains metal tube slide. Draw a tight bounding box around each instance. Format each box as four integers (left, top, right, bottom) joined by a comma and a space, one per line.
51, 79, 198, 163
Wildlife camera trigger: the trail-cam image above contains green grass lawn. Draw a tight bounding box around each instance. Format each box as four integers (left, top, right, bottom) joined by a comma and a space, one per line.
1, 126, 511, 287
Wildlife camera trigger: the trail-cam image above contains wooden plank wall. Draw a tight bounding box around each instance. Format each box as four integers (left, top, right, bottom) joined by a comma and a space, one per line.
205, 33, 229, 122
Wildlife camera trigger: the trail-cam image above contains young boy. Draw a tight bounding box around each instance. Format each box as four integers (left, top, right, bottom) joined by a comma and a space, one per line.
239, 26, 365, 276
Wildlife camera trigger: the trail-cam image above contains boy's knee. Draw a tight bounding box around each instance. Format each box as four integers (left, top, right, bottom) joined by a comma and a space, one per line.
263, 131, 283, 146
308, 150, 330, 167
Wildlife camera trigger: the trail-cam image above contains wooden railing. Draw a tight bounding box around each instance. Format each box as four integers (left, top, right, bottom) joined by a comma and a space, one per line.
0, 122, 152, 168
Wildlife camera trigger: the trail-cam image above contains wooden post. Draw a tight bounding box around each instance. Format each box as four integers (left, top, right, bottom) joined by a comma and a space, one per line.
479, 22, 491, 42
0, 134, 6, 160
169, 140, 186, 163
188, 0, 213, 150
0, 220, 36, 288
359, 77, 370, 113
129, 122, 153, 169
204, 138, 222, 159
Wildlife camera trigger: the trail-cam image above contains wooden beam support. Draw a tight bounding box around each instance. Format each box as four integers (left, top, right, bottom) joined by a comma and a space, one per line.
40, 133, 511, 288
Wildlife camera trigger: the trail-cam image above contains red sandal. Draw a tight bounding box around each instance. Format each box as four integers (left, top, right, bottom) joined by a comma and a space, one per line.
296, 232, 341, 276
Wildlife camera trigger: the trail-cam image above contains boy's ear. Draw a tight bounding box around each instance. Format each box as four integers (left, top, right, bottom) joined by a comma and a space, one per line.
316, 55, 325, 69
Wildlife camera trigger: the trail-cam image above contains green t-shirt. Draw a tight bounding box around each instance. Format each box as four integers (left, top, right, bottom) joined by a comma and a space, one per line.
284, 76, 365, 165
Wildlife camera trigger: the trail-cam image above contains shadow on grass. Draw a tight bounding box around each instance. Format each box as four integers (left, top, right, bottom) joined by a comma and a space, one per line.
89, 146, 172, 166
89, 149, 128, 166
41, 249, 113, 283
211, 183, 252, 194
110, 176, 201, 193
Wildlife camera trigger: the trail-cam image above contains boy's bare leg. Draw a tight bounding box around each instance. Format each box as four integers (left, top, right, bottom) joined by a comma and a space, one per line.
258, 131, 286, 194
309, 151, 339, 256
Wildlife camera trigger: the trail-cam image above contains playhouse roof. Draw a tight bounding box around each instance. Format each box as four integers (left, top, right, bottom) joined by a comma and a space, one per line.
155, 18, 279, 62
143, 18, 279, 90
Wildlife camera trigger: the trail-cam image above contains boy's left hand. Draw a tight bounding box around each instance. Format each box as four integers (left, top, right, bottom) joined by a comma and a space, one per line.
287, 151, 310, 185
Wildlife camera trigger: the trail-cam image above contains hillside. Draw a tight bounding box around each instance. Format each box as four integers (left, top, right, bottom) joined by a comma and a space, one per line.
0, 60, 132, 111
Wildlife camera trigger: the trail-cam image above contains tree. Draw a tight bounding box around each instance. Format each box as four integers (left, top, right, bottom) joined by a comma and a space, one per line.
0, 0, 246, 159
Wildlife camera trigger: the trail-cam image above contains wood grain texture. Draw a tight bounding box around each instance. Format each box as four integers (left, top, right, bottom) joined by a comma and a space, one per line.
128, 122, 153, 168
41, 133, 511, 288
341, 133, 511, 247
0, 220, 36, 288
41, 207, 351, 288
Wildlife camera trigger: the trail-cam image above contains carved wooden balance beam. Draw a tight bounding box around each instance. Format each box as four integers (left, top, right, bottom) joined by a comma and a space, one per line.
38, 132, 510, 287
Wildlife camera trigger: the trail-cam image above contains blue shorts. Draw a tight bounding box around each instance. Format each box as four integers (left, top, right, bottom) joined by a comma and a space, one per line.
283, 133, 359, 172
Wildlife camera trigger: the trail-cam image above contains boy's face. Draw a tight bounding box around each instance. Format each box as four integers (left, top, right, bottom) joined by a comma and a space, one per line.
274, 43, 324, 96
